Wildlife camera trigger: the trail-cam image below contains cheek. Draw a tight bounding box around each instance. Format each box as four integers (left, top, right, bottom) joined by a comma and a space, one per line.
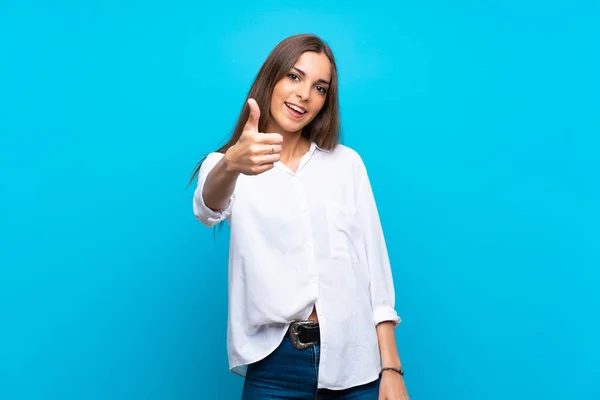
271, 82, 286, 101
311, 98, 327, 116
275, 81, 292, 96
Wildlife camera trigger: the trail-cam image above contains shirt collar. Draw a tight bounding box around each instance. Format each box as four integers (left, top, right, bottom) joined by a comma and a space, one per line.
311, 141, 334, 154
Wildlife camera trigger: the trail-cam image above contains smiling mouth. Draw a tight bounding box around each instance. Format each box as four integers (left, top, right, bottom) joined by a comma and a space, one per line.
285, 102, 307, 115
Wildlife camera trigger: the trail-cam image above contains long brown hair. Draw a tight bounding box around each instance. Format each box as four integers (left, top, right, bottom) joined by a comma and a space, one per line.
188, 33, 340, 186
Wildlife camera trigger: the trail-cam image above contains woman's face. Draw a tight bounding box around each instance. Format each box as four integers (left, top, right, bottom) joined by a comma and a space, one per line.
268, 51, 332, 136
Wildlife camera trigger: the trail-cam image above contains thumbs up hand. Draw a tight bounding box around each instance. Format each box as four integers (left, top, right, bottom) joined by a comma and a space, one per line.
224, 98, 283, 175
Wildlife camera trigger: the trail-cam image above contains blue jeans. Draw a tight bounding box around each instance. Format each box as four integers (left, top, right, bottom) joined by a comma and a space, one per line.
242, 336, 380, 399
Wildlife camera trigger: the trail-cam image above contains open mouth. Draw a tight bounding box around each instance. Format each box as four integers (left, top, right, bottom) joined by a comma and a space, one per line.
285, 102, 307, 116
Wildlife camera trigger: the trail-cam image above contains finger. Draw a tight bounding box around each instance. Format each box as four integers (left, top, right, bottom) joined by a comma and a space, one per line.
257, 133, 283, 144
244, 98, 261, 133
258, 144, 282, 155
255, 154, 280, 164
250, 162, 275, 175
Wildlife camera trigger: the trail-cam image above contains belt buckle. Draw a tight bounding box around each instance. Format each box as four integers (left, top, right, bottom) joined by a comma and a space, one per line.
289, 320, 317, 350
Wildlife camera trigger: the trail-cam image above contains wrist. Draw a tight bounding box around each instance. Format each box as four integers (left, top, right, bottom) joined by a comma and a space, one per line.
381, 366, 404, 378
223, 147, 241, 175
380, 355, 401, 370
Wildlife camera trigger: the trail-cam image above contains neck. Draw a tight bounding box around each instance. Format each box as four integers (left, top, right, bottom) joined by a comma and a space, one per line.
281, 132, 310, 164
266, 123, 310, 164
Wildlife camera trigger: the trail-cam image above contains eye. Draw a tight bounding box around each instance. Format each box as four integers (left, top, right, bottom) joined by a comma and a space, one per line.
315, 86, 328, 94
287, 73, 300, 81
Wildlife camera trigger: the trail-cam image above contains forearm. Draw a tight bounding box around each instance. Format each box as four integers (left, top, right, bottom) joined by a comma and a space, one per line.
202, 153, 240, 211
376, 321, 402, 369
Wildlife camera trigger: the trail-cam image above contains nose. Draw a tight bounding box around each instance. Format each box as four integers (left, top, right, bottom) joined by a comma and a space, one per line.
296, 83, 310, 102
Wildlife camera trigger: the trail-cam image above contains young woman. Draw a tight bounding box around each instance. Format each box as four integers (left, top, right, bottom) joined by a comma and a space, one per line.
192, 33, 409, 400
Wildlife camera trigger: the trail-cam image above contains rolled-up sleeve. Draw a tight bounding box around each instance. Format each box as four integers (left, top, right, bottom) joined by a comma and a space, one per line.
193, 152, 235, 227
357, 165, 401, 327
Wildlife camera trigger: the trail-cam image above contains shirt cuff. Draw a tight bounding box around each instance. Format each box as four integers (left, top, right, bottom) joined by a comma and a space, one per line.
373, 307, 402, 327
193, 180, 235, 227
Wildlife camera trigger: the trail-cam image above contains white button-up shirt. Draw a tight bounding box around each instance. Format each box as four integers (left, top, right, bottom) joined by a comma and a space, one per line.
193, 142, 401, 390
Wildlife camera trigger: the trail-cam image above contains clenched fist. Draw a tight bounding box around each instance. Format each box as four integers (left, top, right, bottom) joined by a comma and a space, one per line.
224, 98, 283, 175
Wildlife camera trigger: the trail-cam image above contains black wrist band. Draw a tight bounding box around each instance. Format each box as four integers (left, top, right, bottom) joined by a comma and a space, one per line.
381, 367, 404, 376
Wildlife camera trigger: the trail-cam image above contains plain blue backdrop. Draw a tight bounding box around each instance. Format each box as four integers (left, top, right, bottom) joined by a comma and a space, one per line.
1, 1, 599, 399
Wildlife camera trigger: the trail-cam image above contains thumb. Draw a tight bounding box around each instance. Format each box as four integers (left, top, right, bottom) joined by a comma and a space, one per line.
244, 98, 261, 133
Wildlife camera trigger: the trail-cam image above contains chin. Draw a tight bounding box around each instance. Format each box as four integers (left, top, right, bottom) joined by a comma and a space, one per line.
285, 121, 305, 132
274, 115, 306, 134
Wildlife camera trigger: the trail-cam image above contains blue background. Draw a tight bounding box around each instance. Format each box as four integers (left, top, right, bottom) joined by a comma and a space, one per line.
1, 1, 599, 399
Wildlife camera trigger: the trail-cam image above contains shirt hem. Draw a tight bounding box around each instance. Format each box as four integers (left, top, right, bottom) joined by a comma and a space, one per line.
228, 323, 293, 378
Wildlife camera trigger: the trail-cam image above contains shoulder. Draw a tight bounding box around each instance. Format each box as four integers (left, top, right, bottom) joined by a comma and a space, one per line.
316, 143, 370, 185
198, 151, 226, 177
201, 151, 225, 168
325, 144, 364, 165
326, 144, 368, 174
205, 151, 225, 161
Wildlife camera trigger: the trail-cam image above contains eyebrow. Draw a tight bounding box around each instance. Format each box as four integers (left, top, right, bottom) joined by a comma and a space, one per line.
292, 67, 331, 85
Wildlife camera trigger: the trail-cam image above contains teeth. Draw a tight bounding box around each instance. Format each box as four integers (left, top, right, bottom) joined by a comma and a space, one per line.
286, 103, 305, 114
